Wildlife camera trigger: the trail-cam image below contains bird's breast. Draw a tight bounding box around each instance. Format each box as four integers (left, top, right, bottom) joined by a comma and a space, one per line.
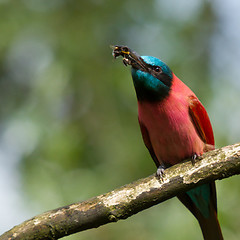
138, 93, 205, 166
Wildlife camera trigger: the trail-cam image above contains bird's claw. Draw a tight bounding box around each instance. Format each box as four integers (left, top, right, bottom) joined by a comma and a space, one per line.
191, 153, 199, 165
156, 165, 166, 180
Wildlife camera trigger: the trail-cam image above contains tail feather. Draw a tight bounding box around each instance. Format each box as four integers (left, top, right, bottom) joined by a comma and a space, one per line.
177, 182, 223, 240
197, 208, 223, 240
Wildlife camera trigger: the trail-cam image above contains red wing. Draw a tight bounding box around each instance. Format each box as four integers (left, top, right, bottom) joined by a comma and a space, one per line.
188, 96, 215, 146
138, 119, 160, 168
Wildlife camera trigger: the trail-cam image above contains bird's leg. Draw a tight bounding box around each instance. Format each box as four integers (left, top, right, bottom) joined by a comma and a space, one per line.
156, 164, 166, 180
191, 153, 200, 165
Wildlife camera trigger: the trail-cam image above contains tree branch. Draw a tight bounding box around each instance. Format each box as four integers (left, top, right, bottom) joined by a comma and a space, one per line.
1, 143, 240, 240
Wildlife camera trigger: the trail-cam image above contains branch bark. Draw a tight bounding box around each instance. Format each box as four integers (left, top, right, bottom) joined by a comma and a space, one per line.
1, 143, 240, 240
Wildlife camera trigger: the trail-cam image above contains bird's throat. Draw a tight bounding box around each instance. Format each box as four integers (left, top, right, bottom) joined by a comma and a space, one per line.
132, 69, 171, 102
133, 81, 170, 102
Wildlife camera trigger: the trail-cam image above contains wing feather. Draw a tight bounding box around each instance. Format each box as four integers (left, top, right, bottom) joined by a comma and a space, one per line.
188, 95, 215, 147
138, 119, 160, 168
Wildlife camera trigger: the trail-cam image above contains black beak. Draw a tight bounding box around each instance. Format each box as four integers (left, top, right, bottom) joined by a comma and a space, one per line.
112, 45, 149, 71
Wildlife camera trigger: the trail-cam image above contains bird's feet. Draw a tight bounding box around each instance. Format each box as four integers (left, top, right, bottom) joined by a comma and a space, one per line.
156, 165, 166, 180
191, 153, 200, 165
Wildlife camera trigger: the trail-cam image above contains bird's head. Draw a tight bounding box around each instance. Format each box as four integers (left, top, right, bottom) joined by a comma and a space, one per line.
112, 45, 173, 102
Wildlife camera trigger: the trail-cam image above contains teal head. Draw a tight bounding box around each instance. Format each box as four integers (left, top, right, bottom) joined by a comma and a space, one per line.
113, 46, 173, 102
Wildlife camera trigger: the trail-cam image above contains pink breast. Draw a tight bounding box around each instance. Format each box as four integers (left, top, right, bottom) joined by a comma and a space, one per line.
138, 93, 204, 166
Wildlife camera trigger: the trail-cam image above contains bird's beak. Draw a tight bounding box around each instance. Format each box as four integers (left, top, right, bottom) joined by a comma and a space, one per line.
112, 45, 148, 72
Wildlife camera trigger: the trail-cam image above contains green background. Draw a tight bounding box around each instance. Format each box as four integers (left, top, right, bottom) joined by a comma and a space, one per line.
0, 0, 240, 239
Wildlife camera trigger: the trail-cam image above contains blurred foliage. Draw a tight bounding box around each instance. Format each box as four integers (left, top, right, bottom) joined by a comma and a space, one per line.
0, 0, 240, 239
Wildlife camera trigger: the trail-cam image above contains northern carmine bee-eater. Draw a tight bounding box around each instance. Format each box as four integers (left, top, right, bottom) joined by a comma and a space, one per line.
112, 46, 223, 240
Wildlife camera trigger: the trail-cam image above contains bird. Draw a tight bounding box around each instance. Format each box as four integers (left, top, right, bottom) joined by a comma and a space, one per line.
112, 45, 223, 240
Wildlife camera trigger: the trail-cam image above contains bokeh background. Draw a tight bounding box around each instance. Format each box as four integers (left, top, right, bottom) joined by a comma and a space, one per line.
0, 0, 240, 239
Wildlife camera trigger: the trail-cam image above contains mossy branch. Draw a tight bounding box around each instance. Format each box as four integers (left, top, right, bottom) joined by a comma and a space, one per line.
1, 143, 240, 240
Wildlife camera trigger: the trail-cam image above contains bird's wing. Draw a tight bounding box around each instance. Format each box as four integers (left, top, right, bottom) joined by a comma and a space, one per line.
188, 95, 215, 147
187, 95, 217, 211
138, 119, 160, 168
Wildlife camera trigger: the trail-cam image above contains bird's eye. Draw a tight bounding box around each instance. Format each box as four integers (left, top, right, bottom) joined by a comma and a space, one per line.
153, 66, 162, 73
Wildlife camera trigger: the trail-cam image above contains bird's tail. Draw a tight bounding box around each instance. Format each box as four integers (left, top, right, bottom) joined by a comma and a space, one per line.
177, 182, 223, 240
197, 208, 223, 240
